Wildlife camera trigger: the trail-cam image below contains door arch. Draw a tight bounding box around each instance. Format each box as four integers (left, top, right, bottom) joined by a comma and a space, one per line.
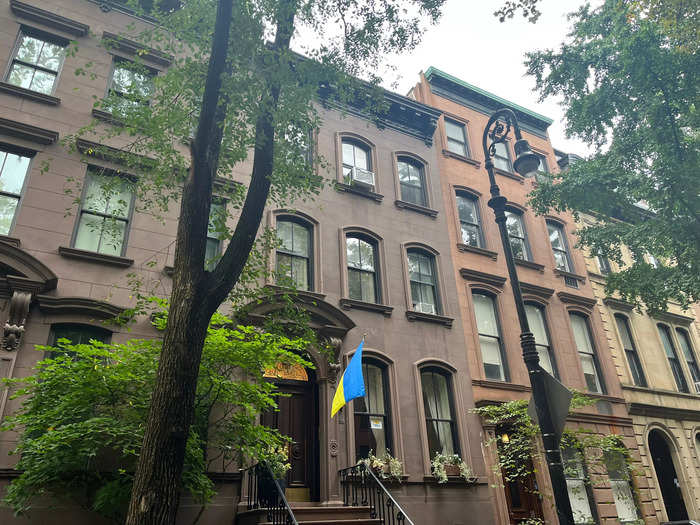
648, 429, 689, 521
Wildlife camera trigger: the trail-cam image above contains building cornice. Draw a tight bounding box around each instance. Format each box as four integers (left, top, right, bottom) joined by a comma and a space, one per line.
0, 116, 59, 144
10, 0, 90, 37
102, 31, 173, 68
556, 291, 596, 310
603, 297, 634, 312
650, 310, 694, 326
459, 268, 507, 288
628, 402, 700, 421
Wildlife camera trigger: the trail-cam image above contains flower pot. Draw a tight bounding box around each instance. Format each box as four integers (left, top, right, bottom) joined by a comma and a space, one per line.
444, 464, 460, 477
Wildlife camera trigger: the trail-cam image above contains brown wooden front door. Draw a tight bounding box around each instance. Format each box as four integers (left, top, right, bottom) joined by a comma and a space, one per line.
261, 378, 319, 501
503, 473, 544, 524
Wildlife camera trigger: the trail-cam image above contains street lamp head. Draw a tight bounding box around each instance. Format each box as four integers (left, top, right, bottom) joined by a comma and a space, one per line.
512, 138, 540, 178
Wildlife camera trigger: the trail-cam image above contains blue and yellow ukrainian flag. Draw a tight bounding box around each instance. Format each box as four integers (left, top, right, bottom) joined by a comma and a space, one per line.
331, 339, 365, 418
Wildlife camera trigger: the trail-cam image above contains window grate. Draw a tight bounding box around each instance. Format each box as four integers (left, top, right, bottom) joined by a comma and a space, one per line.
564, 275, 579, 288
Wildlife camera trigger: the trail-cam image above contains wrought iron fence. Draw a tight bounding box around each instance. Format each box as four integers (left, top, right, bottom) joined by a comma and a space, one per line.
241, 463, 298, 525
339, 462, 414, 525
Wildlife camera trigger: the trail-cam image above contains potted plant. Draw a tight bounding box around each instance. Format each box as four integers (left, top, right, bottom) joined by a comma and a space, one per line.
358, 450, 404, 482
431, 453, 475, 484
261, 445, 292, 496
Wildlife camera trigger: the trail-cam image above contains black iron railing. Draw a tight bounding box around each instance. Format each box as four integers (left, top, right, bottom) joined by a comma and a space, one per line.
241, 463, 298, 525
339, 463, 414, 525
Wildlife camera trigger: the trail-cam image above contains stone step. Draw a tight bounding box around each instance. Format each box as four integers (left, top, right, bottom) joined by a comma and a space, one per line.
291, 506, 373, 521
262, 520, 382, 525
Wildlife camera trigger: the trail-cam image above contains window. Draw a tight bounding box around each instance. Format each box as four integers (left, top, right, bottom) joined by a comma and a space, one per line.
676, 329, 700, 389
525, 303, 556, 377
547, 221, 573, 272
420, 367, 459, 458
107, 59, 154, 111
473, 292, 507, 381
658, 324, 688, 392
456, 192, 483, 248
397, 157, 426, 206
0, 148, 31, 234
492, 141, 512, 172
562, 446, 596, 525
605, 451, 639, 524
505, 209, 530, 261
205, 201, 225, 271
276, 218, 312, 291
570, 313, 605, 393
6, 29, 65, 95
615, 315, 647, 387
535, 153, 549, 173
346, 235, 379, 303
341, 139, 372, 185
73, 168, 134, 256
48, 323, 111, 358
597, 255, 612, 275
355, 360, 392, 460
444, 118, 468, 157
407, 249, 439, 314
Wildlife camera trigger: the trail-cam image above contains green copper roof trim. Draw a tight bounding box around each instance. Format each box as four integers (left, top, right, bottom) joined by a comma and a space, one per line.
424, 66, 554, 125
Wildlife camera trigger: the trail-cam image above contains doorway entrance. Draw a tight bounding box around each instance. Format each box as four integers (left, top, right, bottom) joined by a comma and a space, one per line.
262, 368, 319, 502
648, 429, 688, 521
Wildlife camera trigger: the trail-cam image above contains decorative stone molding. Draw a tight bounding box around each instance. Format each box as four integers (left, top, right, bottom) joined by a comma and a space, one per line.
338, 298, 393, 317
10, 0, 90, 37
554, 269, 587, 283
514, 258, 545, 273
0, 82, 60, 105
405, 310, 453, 327
0, 116, 59, 144
394, 200, 438, 218
75, 138, 156, 170
0, 235, 21, 248
36, 295, 125, 319
456, 243, 498, 260
556, 291, 596, 310
59, 246, 133, 267
3, 290, 31, 351
329, 439, 339, 457
520, 282, 554, 298
650, 310, 694, 326
459, 268, 507, 288
602, 297, 634, 312
335, 182, 384, 202
102, 31, 173, 68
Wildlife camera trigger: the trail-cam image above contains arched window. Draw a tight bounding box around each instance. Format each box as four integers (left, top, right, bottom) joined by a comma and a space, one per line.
614, 315, 647, 387
420, 367, 459, 458
525, 303, 556, 377
676, 328, 700, 390
407, 249, 439, 314
397, 157, 426, 206
346, 235, 379, 303
505, 208, 530, 261
354, 359, 392, 460
547, 220, 573, 272
473, 292, 507, 381
569, 313, 605, 393
341, 138, 372, 187
658, 324, 688, 392
276, 217, 312, 291
455, 192, 483, 248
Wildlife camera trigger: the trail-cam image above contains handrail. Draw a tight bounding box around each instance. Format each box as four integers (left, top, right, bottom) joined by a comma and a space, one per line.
339, 463, 415, 525
241, 462, 298, 525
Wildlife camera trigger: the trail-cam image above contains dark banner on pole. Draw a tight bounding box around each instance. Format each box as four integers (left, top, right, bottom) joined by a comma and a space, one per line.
527, 367, 572, 444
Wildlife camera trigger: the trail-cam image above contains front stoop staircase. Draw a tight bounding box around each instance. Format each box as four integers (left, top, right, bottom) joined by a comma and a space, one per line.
239, 464, 413, 525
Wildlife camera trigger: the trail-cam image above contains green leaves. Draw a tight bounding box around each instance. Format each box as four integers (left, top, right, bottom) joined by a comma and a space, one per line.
526, 0, 699, 312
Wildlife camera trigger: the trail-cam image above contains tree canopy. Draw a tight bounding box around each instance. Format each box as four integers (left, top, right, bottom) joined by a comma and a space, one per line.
526, 0, 699, 313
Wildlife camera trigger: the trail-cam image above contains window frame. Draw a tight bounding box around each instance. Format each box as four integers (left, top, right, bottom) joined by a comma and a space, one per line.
419, 365, 460, 459
406, 247, 441, 315
345, 233, 381, 304
47, 322, 112, 358
205, 199, 226, 271
561, 444, 599, 525
492, 140, 513, 173
597, 255, 612, 275
505, 207, 532, 262
675, 328, 700, 387
70, 166, 136, 257
569, 312, 607, 394
472, 290, 509, 382
547, 220, 574, 273
614, 314, 647, 387
0, 144, 33, 236
353, 357, 393, 461
455, 190, 484, 248
274, 215, 314, 292
657, 323, 689, 392
396, 155, 428, 207
5, 26, 68, 96
443, 117, 469, 158
525, 301, 558, 379
339, 135, 375, 190
604, 450, 641, 524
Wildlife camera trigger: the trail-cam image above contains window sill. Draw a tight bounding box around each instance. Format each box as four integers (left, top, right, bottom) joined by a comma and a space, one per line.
405, 310, 453, 327
441, 149, 481, 168
92, 108, 125, 126
472, 379, 531, 392
394, 200, 438, 218
339, 298, 393, 317
0, 235, 21, 248
335, 182, 384, 202
554, 269, 586, 283
422, 475, 479, 485
514, 258, 545, 273
456, 244, 497, 260
493, 167, 524, 183
58, 246, 133, 267
0, 82, 60, 105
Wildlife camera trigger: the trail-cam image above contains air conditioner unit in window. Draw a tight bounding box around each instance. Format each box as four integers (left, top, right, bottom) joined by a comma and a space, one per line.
694, 381, 700, 394
351, 167, 375, 189
414, 302, 436, 315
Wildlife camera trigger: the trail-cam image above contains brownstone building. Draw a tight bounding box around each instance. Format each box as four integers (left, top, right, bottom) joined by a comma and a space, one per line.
0, 2, 498, 524
410, 68, 654, 525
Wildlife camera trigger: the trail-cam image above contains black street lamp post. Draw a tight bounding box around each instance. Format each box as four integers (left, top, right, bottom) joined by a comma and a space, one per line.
481, 108, 575, 525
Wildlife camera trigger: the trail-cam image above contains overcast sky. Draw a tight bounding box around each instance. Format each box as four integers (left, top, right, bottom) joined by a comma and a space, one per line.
383, 0, 594, 157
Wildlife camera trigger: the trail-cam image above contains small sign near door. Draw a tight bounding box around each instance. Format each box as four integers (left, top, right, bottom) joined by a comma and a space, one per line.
370, 417, 383, 430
